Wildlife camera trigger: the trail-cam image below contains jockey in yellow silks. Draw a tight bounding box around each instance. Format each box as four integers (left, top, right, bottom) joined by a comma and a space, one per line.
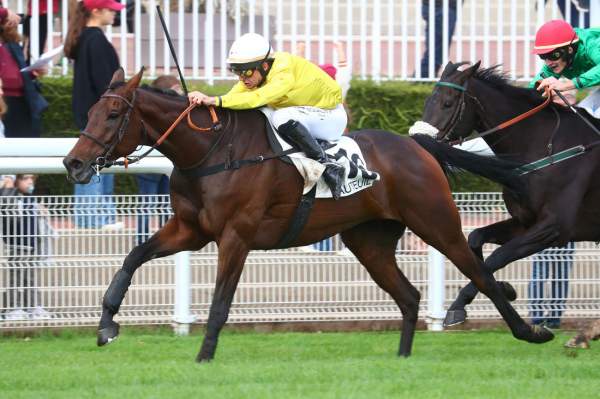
188, 33, 348, 199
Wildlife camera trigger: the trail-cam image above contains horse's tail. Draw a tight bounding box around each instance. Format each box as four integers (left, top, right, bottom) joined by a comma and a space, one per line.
411, 133, 527, 200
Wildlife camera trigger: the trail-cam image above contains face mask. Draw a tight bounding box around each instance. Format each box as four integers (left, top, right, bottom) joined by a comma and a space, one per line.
25, 185, 35, 195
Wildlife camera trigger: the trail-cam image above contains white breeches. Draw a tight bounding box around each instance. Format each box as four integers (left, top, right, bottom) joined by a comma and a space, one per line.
271, 104, 348, 141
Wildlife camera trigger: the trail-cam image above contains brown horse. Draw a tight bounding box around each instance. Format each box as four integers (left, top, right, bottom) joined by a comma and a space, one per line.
63, 68, 552, 362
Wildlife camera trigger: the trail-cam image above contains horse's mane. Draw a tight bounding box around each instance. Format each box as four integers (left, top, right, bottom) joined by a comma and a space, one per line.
139, 84, 187, 101
473, 66, 546, 106
107, 80, 187, 102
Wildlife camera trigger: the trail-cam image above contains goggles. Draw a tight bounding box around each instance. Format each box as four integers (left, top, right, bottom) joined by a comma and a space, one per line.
229, 67, 256, 78
539, 48, 566, 62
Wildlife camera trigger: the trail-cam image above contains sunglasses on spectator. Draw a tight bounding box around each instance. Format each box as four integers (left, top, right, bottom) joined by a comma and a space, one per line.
539, 49, 565, 62
230, 68, 256, 78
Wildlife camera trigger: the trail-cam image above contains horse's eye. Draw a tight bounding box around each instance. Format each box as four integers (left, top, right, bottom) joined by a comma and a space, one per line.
108, 112, 119, 120
443, 101, 453, 108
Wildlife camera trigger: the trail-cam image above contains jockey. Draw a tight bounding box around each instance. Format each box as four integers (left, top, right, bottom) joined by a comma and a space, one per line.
530, 20, 600, 116
188, 33, 348, 199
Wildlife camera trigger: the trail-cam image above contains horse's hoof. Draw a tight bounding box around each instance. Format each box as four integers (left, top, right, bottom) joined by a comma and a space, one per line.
528, 324, 554, 344
195, 354, 213, 363
97, 321, 120, 347
499, 281, 517, 301
443, 309, 467, 327
564, 334, 590, 349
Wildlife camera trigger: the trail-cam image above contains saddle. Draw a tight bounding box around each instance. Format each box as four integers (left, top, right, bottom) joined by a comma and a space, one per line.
260, 108, 380, 199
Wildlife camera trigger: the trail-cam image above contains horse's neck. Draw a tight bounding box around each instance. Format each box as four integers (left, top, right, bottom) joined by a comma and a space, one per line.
473, 82, 545, 155
138, 94, 269, 170
138, 93, 221, 169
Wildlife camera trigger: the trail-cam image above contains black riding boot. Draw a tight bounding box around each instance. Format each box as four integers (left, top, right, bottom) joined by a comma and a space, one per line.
278, 120, 345, 200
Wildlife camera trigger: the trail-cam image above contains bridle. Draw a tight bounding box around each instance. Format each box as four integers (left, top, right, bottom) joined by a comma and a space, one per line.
78, 89, 223, 173
434, 81, 470, 141
79, 91, 142, 172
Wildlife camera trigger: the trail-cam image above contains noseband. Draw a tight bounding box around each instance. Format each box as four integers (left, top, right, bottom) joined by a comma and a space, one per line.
79, 92, 139, 170
434, 80, 469, 141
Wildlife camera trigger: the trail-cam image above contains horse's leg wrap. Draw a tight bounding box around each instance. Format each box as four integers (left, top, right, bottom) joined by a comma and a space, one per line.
103, 269, 133, 315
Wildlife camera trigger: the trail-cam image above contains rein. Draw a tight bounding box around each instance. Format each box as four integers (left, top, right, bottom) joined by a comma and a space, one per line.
82, 89, 298, 178
435, 80, 553, 146
81, 89, 223, 171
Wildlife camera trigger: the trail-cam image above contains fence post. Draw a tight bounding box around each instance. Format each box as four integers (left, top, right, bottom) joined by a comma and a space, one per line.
592, 2, 600, 27
427, 246, 445, 331
173, 250, 195, 335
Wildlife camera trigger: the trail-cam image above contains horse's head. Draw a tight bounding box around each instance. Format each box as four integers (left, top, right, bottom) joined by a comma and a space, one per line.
420, 61, 481, 142
63, 68, 145, 183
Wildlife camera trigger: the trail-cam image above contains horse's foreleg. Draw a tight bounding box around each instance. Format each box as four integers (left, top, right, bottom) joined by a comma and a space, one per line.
565, 319, 600, 349
445, 218, 525, 325
447, 217, 562, 326
467, 218, 524, 261
341, 220, 420, 357
196, 230, 249, 362
98, 217, 208, 346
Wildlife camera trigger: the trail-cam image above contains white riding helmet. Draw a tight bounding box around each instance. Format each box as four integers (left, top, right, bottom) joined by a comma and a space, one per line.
227, 33, 273, 66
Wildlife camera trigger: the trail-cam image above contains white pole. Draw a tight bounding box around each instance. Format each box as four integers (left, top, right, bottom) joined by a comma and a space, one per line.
427, 245, 445, 331
120, 0, 127, 76
205, 0, 215, 84
177, 0, 184, 77
192, 0, 199, 78
372, 0, 381, 82
592, 1, 600, 26
31, 0, 40, 60
135, 0, 142, 73
173, 251, 195, 335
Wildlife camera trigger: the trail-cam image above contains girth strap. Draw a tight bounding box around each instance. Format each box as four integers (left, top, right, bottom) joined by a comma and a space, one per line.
274, 185, 318, 249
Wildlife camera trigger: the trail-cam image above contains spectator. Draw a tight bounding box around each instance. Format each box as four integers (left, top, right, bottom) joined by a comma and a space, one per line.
0, 15, 48, 138
0, 174, 52, 321
0, 6, 22, 29
22, 0, 60, 63
135, 75, 179, 245
528, 242, 575, 329
64, 0, 124, 229
420, 0, 458, 78
546, 0, 590, 29
0, 77, 7, 137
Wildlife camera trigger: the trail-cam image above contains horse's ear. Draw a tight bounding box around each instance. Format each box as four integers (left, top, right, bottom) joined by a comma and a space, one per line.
462, 61, 481, 78
126, 67, 145, 91
439, 62, 455, 78
110, 68, 125, 86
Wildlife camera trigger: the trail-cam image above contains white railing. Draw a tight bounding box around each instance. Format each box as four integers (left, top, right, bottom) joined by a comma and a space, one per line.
6, 0, 598, 82
1, 192, 598, 331
1, 139, 599, 332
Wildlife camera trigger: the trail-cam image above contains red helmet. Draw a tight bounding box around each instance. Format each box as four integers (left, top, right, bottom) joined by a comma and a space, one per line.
533, 20, 578, 55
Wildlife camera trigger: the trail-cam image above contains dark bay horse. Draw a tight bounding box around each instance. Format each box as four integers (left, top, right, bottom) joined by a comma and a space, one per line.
63, 68, 552, 362
415, 61, 600, 326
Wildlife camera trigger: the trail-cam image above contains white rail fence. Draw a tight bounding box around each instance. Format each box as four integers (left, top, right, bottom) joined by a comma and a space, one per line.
7, 0, 599, 82
1, 139, 599, 332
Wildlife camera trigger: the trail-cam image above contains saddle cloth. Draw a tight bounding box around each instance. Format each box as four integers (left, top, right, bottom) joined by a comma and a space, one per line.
259, 107, 380, 198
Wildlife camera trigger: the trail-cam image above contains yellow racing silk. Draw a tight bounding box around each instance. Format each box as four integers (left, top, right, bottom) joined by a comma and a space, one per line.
220, 52, 342, 110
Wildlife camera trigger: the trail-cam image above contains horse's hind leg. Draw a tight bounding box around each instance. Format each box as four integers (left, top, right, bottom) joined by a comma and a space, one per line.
98, 216, 208, 346
341, 220, 420, 357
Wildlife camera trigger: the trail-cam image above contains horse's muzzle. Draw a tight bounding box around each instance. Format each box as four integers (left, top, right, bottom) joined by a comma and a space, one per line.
63, 155, 95, 184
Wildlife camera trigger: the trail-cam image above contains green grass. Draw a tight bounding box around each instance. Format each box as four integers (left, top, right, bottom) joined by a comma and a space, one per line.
1, 328, 599, 399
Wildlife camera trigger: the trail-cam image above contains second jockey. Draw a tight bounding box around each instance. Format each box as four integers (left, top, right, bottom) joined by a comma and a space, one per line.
188, 33, 348, 200
530, 20, 600, 116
